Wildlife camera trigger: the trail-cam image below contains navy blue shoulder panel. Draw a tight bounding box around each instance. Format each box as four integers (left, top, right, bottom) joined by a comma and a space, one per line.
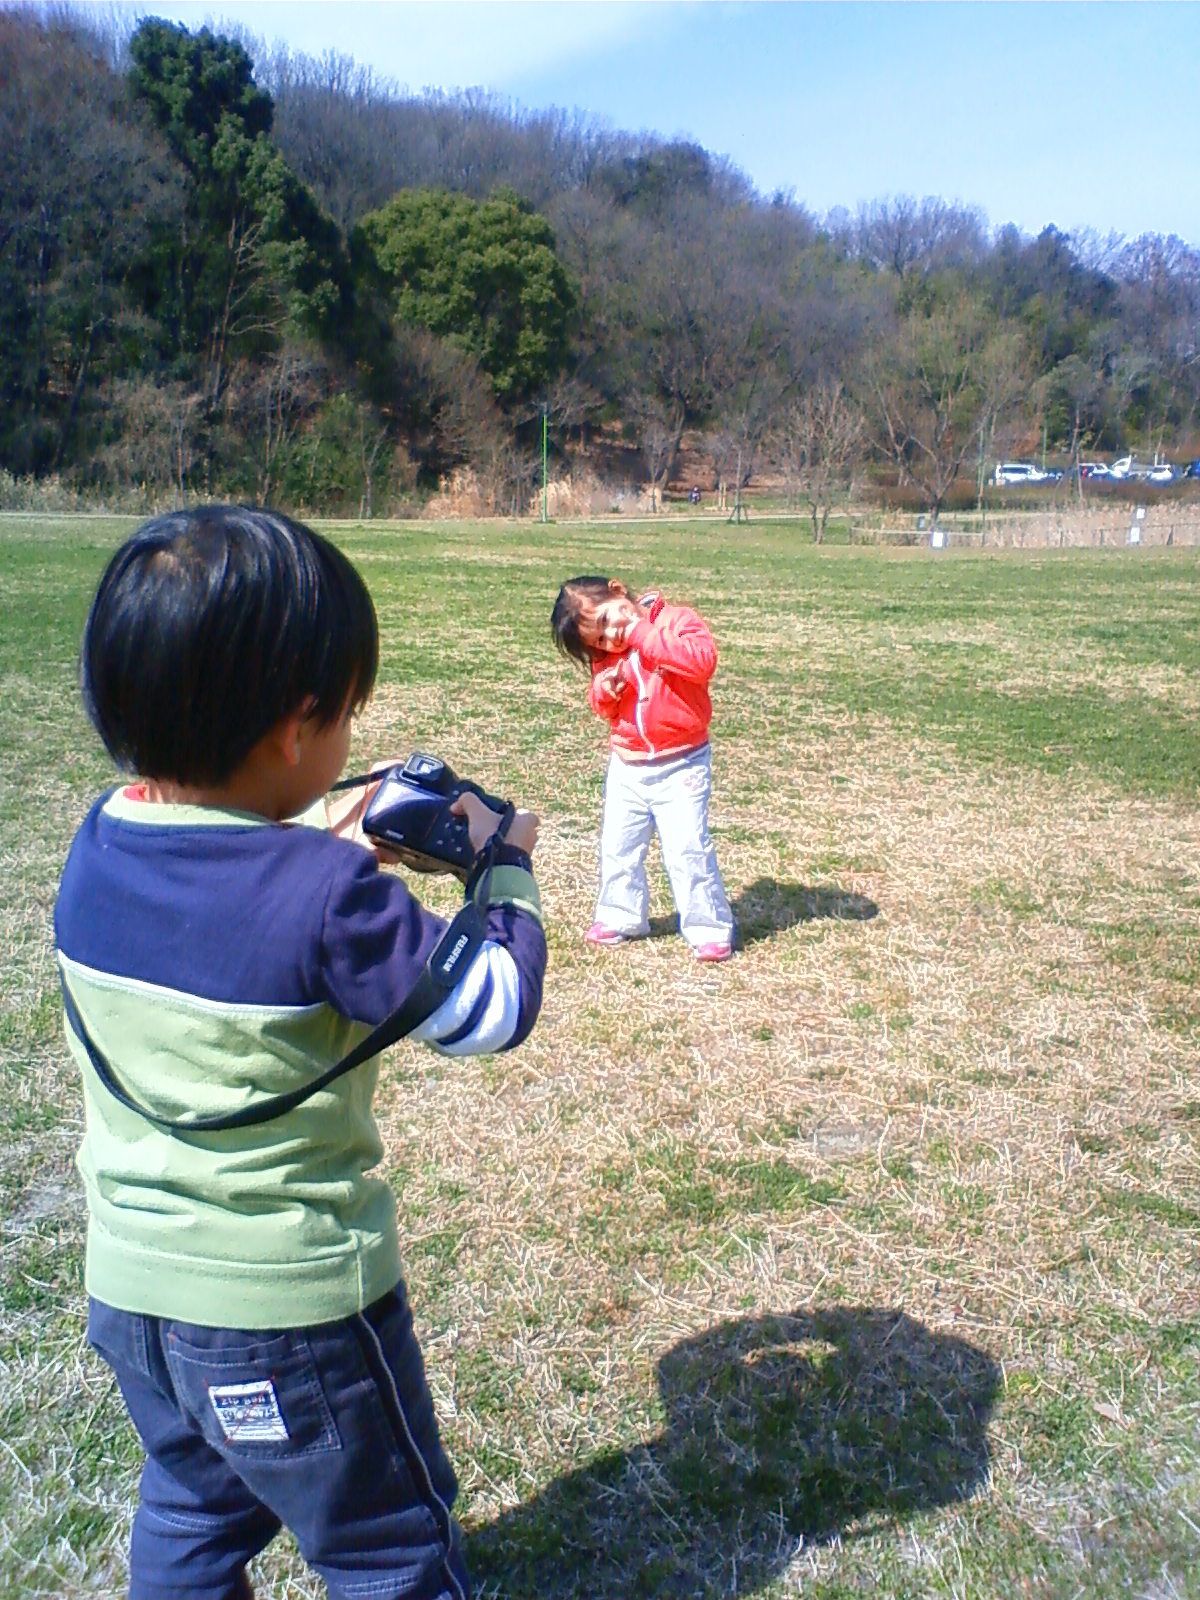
54, 795, 436, 1012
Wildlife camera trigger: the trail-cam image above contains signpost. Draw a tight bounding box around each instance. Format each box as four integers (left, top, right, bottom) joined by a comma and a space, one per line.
541, 405, 548, 523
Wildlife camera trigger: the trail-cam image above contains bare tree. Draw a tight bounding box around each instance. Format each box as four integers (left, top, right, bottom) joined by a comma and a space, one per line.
353, 407, 392, 517
627, 396, 684, 510
866, 292, 1018, 526
843, 196, 989, 279
772, 382, 865, 542
970, 326, 1030, 502
383, 324, 507, 480
1044, 352, 1108, 495
97, 376, 203, 502
262, 48, 406, 230
706, 364, 787, 512
605, 199, 793, 497
225, 342, 328, 503
1112, 233, 1200, 446
475, 437, 538, 516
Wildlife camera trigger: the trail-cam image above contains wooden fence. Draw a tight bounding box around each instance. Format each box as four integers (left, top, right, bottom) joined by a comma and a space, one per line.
889, 506, 1200, 550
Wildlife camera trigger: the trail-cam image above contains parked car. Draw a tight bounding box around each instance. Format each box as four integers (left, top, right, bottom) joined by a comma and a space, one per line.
993, 461, 1050, 485
1182, 459, 1200, 480
1109, 455, 1176, 483
1067, 462, 1111, 481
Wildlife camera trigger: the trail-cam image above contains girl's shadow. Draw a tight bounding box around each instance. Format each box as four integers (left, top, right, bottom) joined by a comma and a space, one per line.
644, 879, 879, 944
469, 1306, 999, 1597
732, 878, 879, 947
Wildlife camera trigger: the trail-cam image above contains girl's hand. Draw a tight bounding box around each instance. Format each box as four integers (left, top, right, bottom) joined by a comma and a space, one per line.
450, 792, 541, 857
594, 662, 627, 703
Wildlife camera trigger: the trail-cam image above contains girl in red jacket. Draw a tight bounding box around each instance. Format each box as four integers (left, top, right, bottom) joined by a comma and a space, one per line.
552, 575, 735, 962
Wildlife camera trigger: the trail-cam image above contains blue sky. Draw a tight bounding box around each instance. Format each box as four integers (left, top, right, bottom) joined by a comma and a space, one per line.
103, 2, 1200, 246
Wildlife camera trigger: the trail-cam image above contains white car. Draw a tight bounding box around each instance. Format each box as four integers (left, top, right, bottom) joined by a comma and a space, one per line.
993, 461, 1049, 485
1109, 455, 1176, 483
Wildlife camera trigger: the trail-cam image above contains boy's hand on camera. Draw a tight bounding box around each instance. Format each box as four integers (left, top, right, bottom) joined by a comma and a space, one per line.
506, 808, 540, 855
450, 792, 540, 857
326, 762, 404, 864
449, 791, 501, 853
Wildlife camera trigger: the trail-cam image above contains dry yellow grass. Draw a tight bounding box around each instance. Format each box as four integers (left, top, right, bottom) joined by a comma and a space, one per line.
345, 685, 1199, 1593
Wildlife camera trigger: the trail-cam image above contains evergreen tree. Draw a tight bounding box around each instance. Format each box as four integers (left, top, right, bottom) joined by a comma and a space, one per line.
355, 187, 575, 405
128, 17, 350, 414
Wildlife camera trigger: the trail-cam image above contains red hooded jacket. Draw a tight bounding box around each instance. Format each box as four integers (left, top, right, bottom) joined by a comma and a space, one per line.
587, 594, 716, 761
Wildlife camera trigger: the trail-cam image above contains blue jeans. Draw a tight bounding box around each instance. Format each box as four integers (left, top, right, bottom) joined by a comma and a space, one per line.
87, 1284, 470, 1600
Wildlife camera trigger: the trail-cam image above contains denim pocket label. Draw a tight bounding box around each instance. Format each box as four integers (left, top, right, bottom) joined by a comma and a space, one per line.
207, 1379, 289, 1443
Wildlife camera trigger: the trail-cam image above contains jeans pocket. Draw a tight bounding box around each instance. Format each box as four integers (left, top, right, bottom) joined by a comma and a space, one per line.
165, 1324, 343, 1461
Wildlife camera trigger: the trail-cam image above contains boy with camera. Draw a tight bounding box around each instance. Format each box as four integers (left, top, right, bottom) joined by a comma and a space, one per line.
55, 505, 545, 1600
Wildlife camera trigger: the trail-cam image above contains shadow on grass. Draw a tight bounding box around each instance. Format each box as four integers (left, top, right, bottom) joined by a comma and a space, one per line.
469, 1306, 998, 1598
639, 881, 878, 946
732, 878, 879, 947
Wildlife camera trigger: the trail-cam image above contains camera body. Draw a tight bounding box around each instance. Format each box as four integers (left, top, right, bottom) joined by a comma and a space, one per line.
361, 753, 510, 881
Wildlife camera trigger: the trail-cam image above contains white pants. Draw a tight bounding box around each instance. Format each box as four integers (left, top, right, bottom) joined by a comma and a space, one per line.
595, 744, 735, 948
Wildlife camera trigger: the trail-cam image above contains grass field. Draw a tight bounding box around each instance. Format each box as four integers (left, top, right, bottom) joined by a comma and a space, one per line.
1, 513, 1198, 1599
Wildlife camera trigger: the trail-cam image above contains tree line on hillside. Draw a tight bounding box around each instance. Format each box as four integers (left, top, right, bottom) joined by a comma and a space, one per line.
3, 6, 1199, 522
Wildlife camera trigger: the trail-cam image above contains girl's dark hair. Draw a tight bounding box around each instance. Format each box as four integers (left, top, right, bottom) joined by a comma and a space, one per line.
550, 574, 628, 666
82, 505, 378, 784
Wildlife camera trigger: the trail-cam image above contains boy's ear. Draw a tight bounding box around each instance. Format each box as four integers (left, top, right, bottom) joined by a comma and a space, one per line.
272, 698, 316, 768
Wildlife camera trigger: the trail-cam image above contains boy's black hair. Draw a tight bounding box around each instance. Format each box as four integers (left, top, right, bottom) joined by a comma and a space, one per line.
83, 505, 378, 785
551, 574, 627, 666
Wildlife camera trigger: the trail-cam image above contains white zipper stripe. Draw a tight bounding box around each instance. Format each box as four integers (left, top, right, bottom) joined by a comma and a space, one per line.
628, 651, 653, 752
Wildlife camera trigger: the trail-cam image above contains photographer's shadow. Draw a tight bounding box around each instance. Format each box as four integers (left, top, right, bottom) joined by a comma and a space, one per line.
469, 1306, 999, 1598
732, 878, 879, 947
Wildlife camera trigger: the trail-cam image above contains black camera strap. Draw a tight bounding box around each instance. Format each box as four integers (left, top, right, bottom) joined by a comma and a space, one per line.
60, 896, 491, 1135
329, 768, 388, 791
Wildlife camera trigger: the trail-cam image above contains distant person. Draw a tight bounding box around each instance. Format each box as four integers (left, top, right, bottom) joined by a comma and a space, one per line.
551, 574, 735, 962
689, 485, 702, 505
56, 505, 546, 1600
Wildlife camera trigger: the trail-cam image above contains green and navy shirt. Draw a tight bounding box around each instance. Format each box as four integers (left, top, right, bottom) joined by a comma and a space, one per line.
55, 787, 545, 1329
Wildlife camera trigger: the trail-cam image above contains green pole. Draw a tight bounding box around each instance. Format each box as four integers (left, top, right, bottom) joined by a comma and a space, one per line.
541, 406, 548, 523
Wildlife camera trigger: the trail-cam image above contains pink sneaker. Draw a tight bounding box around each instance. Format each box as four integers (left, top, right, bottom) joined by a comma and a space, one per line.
585, 923, 627, 947
693, 941, 733, 963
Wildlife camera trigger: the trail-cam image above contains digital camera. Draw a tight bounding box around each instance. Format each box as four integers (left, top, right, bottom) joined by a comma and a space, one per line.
359, 753, 512, 881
